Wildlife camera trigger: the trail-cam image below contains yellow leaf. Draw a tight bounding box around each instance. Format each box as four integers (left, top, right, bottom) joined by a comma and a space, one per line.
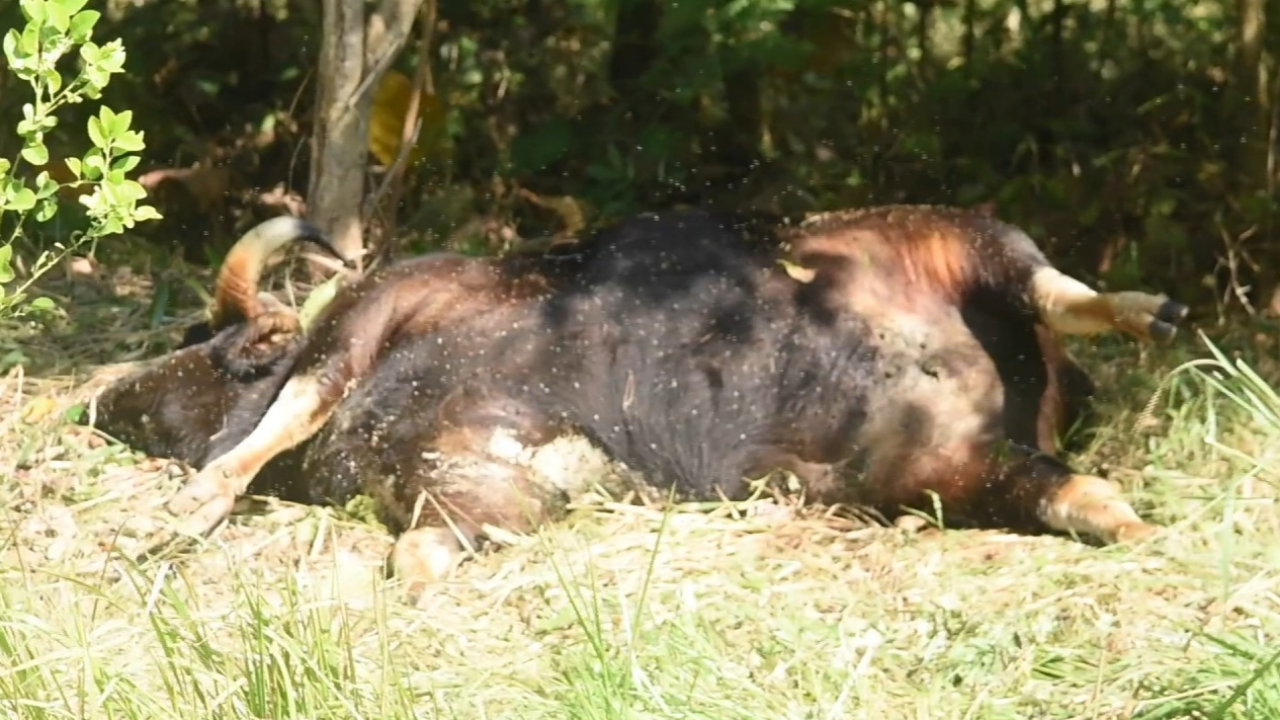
22, 397, 58, 424
298, 272, 348, 331
367, 71, 449, 167
516, 188, 589, 238
778, 258, 817, 284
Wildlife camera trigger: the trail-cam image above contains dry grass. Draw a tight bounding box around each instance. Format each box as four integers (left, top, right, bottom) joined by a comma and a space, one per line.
1, 261, 1279, 719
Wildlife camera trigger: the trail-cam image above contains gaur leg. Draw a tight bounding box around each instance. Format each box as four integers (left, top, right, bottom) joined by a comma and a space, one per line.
1029, 267, 1188, 343
877, 450, 1156, 544
968, 212, 1191, 343
306, 380, 596, 604
371, 404, 604, 603
378, 442, 565, 605
391, 526, 473, 600
164, 256, 508, 536
167, 372, 345, 535
1036, 472, 1157, 543
799, 207, 1191, 344
967, 450, 1156, 543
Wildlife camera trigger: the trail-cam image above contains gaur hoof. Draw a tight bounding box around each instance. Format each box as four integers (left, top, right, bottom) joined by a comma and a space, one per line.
167, 468, 239, 537
1113, 521, 1159, 543
1148, 300, 1190, 343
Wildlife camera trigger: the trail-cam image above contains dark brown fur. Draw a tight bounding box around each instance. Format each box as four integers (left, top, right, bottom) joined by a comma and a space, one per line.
88, 216, 346, 501
92, 206, 1183, 592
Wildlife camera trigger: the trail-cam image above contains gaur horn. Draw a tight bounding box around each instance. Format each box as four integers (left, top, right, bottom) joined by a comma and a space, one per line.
210, 216, 350, 328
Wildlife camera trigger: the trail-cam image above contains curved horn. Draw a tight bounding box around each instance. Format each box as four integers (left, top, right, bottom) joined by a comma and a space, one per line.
210, 216, 348, 328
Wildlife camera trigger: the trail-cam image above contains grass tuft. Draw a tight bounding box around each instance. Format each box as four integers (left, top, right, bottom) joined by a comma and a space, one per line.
2, 269, 1280, 717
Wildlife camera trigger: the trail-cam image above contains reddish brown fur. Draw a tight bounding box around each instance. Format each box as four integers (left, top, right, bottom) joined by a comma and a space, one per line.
301, 253, 550, 384
259, 255, 548, 444
785, 206, 1067, 315
789, 207, 982, 303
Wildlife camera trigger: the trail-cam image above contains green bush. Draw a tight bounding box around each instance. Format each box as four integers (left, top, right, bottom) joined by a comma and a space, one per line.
0, 0, 160, 319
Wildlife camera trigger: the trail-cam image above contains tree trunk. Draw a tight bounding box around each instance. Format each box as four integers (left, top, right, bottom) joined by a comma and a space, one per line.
1238, 0, 1270, 186
1098, 0, 1117, 69
608, 0, 662, 98
719, 53, 763, 171
1236, 0, 1274, 307
916, 0, 932, 75
962, 0, 975, 69
308, 0, 368, 266
307, 0, 425, 272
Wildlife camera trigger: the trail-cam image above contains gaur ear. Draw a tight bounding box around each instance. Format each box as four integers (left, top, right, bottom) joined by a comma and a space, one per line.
180, 321, 216, 348
211, 310, 303, 380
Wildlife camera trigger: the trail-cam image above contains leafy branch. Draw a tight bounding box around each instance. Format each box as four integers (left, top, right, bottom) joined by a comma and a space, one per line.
0, 0, 162, 318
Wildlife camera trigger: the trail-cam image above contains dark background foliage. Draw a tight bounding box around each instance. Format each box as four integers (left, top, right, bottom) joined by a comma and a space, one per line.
2, 0, 1277, 314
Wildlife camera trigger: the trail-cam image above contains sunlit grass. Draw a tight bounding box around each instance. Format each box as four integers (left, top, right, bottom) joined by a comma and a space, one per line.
1, 316, 1280, 718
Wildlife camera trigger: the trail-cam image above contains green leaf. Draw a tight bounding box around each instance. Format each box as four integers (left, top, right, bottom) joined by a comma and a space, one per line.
3, 30, 20, 68
98, 39, 125, 72
28, 296, 56, 311
81, 76, 104, 98
18, 22, 40, 57
54, 0, 89, 15
78, 39, 98, 64
0, 245, 14, 283
36, 23, 67, 61
112, 129, 145, 153
44, 1, 70, 33
97, 105, 117, 134
19, 0, 46, 24
34, 198, 57, 222
299, 273, 346, 330
67, 9, 98, 43
40, 65, 62, 93
63, 403, 86, 424
34, 171, 57, 198
63, 157, 80, 178
86, 115, 105, 148
132, 204, 162, 222
19, 23, 40, 56
107, 179, 138, 204
20, 142, 49, 166
111, 155, 140, 173
121, 179, 147, 202
108, 108, 132, 136
5, 187, 37, 212
0, 159, 10, 177
77, 189, 99, 212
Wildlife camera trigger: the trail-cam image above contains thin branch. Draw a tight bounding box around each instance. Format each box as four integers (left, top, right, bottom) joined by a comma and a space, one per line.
365, 0, 437, 263
348, 0, 425, 112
